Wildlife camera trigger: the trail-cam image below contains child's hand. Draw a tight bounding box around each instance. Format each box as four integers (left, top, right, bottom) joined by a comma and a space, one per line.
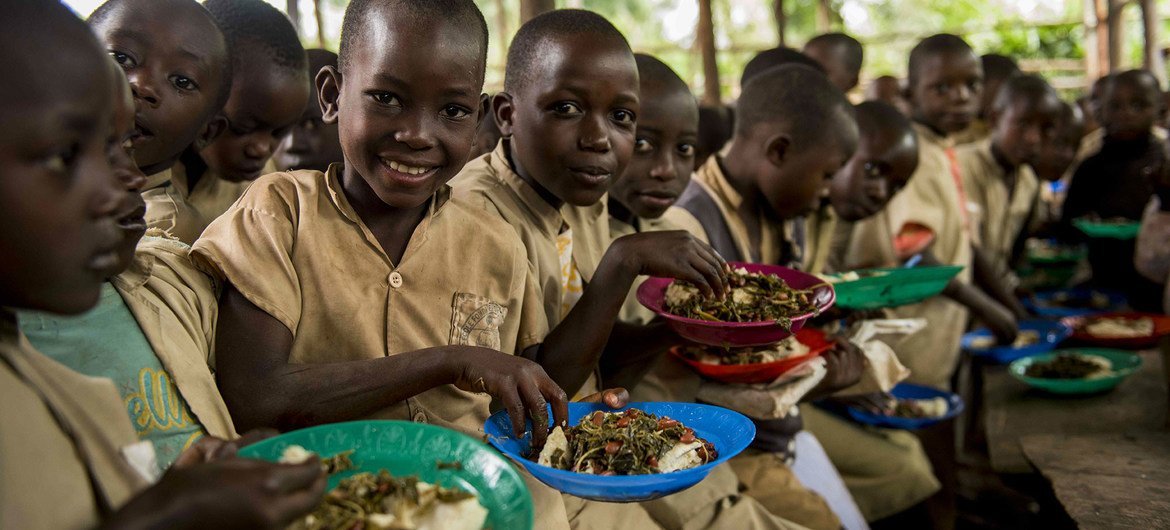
105, 458, 326, 530
981, 301, 1020, 344
610, 231, 730, 299
170, 430, 281, 469
807, 339, 866, 400
447, 347, 569, 447
575, 387, 630, 408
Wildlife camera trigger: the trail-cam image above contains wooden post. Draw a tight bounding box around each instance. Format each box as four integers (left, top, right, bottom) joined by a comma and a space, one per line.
494, 0, 510, 75
1083, 0, 1100, 81
520, 0, 555, 24
774, 0, 787, 47
313, 0, 325, 49
698, 0, 720, 105
1138, 0, 1167, 84
815, 0, 832, 33
1106, 0, 1124, 72
286, 0, 300, 35
1095, 0, 1111, 73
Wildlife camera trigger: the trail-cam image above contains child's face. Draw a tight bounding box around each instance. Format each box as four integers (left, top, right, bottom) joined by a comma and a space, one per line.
91, 0, 229, 176
1101, 78, 1160, 141
611, 86, 698, 219
990, 96, 1061, 169
107, 69, 150, 277
500, 35, 639, 207
909, 50, 982, 134
201, 62, 310, 181
0, 29, 122, 314
1033, 121, 1082, 182
757, 132, 854, 220
804, 44, 856, 93
830, 128, 917, 221
322, 8, 484, 209
273, 80, 343, 173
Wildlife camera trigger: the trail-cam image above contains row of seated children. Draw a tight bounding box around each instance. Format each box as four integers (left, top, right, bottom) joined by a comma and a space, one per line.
9, 0, 1145, 528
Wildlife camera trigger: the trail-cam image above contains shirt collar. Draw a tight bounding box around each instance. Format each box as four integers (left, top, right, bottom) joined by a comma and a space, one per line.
323, 162, 452, 227
694, 153, 744, 212
488, 140, 566, 238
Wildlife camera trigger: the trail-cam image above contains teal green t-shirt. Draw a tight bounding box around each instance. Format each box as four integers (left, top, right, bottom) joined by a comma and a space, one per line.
18, 283, 206, 470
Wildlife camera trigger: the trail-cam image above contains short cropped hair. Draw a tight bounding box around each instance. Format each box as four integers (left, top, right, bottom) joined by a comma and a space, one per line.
741, 47, 824, 87
339, 0, 488, 82
204, 0, 306, 76
981, 54, 1020, 83
505, 9, 630, 93
805, 33, 863, 75
907, 34, 975, 89
992, 73, 1059, 113
634, 53, 691, 99
736, 64, 856, 149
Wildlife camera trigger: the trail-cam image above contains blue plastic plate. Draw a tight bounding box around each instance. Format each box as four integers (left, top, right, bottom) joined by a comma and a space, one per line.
1023, 288, 1127, 318
961, 319, 1072, 364
845, 383, 964, 430
239, 420, 532, 530
484, 402, 755, 503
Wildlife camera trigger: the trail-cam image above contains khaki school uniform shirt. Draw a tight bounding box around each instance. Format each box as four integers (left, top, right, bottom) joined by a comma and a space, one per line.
800, 204, 838, 274
951, 118, 990, 146
192, 166, 547, 436
843, 123, 971, 389
959, 139, 1040, 276
114, 232, 236, 440
144, 161, 271, 244
0, 310, 149, 529
662, 155, 801, 265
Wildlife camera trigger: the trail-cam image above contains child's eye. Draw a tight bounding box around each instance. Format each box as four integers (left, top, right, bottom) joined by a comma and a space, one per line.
677, 143, 696, 157
611, 109, 635, 125
369, 92, 402, 107
109, 51, 136, 68
42, 143, 80, 175
171, 75, 198, 91
439, 105, 473, 120
634, 138, 653, 153
552, 102, 583, 116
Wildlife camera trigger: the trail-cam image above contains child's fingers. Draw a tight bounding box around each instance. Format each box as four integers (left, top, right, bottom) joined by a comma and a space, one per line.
543, 381, 570, 430
266, 469, 328, 526
519, 380, 550, 448
689, 255, 727, 299
264, 461, 326, 494
500, 388, 527, 439
691, 248, 729, 293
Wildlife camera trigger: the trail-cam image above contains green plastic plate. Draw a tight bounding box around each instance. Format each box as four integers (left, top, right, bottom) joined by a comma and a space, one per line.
238, 420, 532, 530
1074, 218, 1141, 239
826, 265, 964, 310
1008, 348, 1143, 395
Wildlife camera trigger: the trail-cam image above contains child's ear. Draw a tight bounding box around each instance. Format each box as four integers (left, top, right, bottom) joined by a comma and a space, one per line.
476, 93, 490, 131
493, 92, 515, 138
193, 114, 228, 151
318, 66, 342, 125
765, 133, 792, 167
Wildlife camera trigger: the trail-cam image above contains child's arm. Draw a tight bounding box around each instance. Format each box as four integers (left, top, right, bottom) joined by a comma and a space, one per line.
215, 285, 568, 444
526, 231, 729, 396
970, 244, 1027, 319
919, 249, 1019, 342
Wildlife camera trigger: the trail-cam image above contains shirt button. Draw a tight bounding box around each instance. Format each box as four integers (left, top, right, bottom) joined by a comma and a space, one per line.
389, 271, 403, 288
413, 411, 427, 423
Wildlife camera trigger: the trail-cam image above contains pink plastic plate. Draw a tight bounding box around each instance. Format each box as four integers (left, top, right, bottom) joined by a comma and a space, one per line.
636, 262, 835, 347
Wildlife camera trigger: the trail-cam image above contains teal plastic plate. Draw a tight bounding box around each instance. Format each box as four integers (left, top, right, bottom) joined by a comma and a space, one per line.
238, 420, 532, 530
1008, 349, 1143, 395
1074, 218, 1141, 239
826, 265, 964, 310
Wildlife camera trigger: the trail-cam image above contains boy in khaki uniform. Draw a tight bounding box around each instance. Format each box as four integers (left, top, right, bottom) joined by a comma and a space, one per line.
0, 4, 323, 527
89, 0, 234, 193
959, 75, 1063, 277
194, 2, 598, 528
144, 0, 310, 244
19, 68, 234, 471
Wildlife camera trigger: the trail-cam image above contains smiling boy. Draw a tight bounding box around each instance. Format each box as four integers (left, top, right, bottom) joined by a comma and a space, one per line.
143, 0, 310, 243
88, 0, 232, 191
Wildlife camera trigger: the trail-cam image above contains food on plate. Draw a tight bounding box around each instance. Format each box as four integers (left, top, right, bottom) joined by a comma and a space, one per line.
535, 408, 717, 475
1024, 353, 1113, 380
280, 445, 487, 530
665, 267, 822, 329
1047, 290, 1113, 310
969, 330, 1041, 350
1026, 239, 1081, 260
679, 335, 810, 365
1083, 316, 1154, 338
887, 397, 949, 419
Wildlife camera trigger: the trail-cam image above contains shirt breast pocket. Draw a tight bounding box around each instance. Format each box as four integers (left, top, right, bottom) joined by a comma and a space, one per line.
450, 292, 508, 351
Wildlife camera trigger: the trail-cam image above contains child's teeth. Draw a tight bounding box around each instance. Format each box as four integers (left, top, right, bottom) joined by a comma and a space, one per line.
388, 161, 430, 175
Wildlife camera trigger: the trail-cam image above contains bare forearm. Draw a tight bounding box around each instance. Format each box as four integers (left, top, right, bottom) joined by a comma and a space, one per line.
534, 254, 637, 396
599, 320, 675, 390
971, 245, 1022, 314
